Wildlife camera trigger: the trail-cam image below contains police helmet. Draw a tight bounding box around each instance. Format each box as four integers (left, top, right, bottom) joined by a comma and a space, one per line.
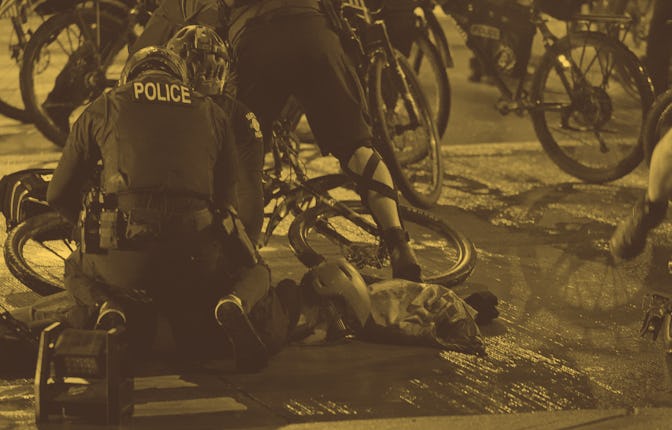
119, 46, 189, 86
166, 25, 231, 96
301, 258, 371, 327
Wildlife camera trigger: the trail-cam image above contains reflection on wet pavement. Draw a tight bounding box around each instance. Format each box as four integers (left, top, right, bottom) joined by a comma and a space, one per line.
3, 139, 672, 427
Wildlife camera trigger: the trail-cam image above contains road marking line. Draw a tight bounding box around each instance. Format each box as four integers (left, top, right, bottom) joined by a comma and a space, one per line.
134, 397, 247, 417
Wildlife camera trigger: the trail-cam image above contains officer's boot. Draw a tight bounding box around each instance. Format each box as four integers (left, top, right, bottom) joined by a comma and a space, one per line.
610, 195, 668, 260
468, 56, 483, 83
383, 227, 422, 282
215, 294, 268, 373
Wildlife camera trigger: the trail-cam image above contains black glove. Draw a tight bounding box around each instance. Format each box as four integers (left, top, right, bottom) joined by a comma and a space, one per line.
465, 290, 499, 325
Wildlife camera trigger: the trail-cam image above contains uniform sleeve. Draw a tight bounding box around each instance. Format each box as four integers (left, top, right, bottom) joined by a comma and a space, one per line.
46, 98, 104, 223
232, 97, 264, 151
211, 100, 239, 211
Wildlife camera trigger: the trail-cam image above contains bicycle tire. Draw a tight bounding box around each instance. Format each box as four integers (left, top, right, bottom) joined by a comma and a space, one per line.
4, 211, 73, 296
408, 32, 451, 138
0, 98, 31, 123
642, 88, 672, 165
288, 200, 476, 287
424, 7, 453, 69
20, 9, 127, 146
369, 51, 443, 208
530, 31, 654, 183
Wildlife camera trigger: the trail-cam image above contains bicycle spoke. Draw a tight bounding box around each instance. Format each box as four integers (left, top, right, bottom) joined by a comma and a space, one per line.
289, 202, 475, 285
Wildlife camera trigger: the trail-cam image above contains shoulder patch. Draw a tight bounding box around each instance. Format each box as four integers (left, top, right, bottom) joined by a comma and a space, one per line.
245, 111, 263, 139
132, 81, 192, 105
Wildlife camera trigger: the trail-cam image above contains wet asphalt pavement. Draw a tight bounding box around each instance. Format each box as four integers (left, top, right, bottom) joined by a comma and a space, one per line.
2, 12, 672, 430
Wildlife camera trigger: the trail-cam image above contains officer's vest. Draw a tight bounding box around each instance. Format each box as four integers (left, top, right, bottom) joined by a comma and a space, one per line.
226, 0, 322, 47
99, 75, 221, 201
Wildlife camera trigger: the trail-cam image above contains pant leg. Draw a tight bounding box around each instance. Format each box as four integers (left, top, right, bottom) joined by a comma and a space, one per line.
380, 0, 418, 57
216, 95, 265, 245
289, 15, 374, 161
646, 0, 672, 95
129, 13, 178, 55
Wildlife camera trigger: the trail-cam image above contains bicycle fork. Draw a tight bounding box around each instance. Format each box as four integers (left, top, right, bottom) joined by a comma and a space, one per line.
366, 21, 422, 129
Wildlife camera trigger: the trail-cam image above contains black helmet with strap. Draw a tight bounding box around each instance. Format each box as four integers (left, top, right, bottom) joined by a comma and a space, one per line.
119, 46, 189, 86
166, 24, 231, 95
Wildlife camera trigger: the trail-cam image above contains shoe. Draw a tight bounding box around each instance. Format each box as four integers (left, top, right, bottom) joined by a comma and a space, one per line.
610, 196, 668, 260
383, 227, 422, 282
464, 291, 500, 325
215, 294, 268, 373
95, 301, 127, 331
468, 57, 483, 83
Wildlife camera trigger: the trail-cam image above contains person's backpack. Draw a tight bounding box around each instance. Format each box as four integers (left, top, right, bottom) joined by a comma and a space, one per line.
0, 169, 53, 231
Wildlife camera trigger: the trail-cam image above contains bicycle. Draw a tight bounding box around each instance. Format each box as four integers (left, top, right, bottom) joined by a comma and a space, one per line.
325, 0, 444, 208
416, 0, 655, 183
1, 100, 476, 298
18, 0, 152, 146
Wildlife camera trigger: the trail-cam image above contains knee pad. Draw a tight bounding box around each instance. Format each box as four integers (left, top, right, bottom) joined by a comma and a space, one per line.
339, 149, 399, 205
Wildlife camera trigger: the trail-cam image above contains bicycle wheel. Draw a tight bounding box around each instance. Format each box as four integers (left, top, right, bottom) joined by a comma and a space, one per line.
4, 212, 74, 296
0, 4, 36, 123
369, 51, 444, 208
288, 201, 476, 287
530, 31, 654, 183
20, 8, 129, 146
642, 88, 672, 165
407, 32, 451, 138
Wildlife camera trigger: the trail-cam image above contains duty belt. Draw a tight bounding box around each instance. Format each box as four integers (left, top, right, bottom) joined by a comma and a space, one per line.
98, 207, 214, 251
115, 192, 210, 212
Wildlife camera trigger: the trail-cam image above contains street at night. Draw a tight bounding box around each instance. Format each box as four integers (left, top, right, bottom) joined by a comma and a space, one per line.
2, 6, 672, 430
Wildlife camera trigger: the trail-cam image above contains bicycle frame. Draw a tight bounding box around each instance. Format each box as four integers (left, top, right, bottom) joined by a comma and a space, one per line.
260, 109, 380, 248
68, 0, 147, 89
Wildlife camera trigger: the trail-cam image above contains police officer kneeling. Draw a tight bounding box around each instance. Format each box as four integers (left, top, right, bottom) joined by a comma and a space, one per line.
45, 47, 273, 373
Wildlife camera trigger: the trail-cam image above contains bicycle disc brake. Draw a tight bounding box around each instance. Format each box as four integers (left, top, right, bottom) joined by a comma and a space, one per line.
640, 294, 671, 341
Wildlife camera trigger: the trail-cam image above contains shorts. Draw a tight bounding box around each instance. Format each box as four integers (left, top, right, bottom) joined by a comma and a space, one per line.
235, 14, 373, 161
